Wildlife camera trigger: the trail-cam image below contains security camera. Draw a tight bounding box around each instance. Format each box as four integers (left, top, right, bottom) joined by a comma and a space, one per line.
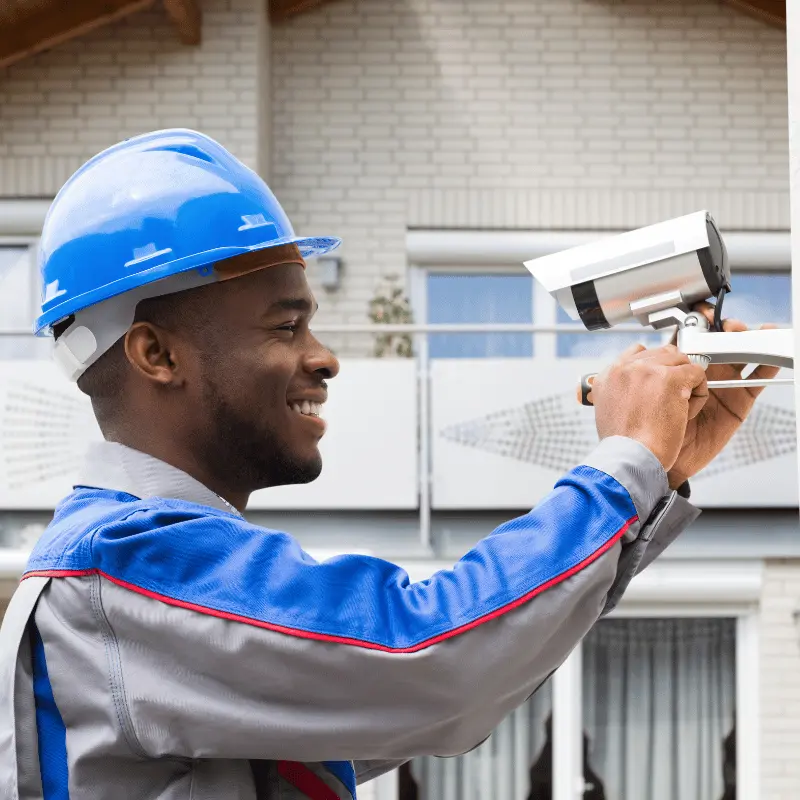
523, 210, 730, 331
523, 210, 793, 404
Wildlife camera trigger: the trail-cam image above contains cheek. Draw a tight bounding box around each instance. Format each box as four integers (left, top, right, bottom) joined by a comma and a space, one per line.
231, 353, 294, 410
207, 350, 288, 410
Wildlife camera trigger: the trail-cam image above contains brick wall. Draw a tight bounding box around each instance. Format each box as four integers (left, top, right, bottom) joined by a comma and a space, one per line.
271, 0, 789, 335
0, 0, 265, 196
761, 561, 800, 799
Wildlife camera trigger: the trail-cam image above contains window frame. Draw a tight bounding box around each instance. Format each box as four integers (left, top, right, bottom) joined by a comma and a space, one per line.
552, 592, 761, 800
413, 264, 792, 364
395, 559, 763, 800
0, 236, 40, 337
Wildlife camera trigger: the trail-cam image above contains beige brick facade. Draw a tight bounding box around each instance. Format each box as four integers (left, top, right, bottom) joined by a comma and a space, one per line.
761, 561, 800, 799
0, 0, 267, 195
271, 0, 789, 329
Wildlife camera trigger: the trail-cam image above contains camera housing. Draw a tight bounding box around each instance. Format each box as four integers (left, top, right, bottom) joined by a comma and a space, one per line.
523, 210, 730, 330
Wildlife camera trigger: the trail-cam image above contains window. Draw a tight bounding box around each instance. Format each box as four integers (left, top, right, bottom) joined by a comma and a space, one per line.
582, 618, 736, 800
398, 617, 739, 800
720, 273, 792, 325
556, 272, 791, 358
421, 268, 791, 368
426, 273, 535, 358
0, 244, 50, 360
0, 246, 35, 332
404, 680, 553, 800
555, 304, 664, 359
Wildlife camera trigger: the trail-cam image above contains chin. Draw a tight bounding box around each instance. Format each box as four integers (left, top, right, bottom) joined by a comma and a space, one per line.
264, 452, 323, 487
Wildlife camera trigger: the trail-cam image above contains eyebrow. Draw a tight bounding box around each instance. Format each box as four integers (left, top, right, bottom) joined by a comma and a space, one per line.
268, 298, 319, 314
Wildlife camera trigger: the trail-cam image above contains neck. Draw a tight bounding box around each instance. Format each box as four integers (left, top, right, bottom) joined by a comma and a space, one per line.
104, 432, 251, 512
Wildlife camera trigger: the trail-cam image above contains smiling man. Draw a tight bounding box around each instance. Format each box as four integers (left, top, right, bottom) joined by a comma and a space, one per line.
70, 244, 338, 509
0, 130, 776, 800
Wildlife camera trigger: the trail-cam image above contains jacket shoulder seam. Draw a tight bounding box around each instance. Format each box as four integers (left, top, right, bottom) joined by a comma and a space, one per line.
87, 571, 151, 761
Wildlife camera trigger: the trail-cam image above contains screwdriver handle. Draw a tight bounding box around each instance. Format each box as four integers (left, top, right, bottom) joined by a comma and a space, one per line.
578, 373, 596, 406
577, 372, 791, 406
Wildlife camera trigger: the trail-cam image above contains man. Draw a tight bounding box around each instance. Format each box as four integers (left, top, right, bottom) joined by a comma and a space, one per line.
0, 129, 778, 800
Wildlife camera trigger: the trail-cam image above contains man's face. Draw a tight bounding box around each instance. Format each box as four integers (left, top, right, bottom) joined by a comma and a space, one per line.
187, 261, 339, 491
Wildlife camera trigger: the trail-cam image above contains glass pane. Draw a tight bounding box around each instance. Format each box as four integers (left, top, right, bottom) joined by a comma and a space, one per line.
427, 273, 534, 359
556, 305, 665, 359
0, 247, 33, 333
405, 680, 552, 800
582, 618, 736, 800
556, 272, 791, 359
723, 273, 792, 325
0, 335, 52, 360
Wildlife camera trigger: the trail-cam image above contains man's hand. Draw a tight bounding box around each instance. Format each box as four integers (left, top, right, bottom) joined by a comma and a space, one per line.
665, 302, 780, 490
590, 343, 709, 473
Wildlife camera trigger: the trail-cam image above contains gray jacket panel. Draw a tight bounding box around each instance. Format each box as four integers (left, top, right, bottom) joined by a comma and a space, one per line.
0, 436, 700, 798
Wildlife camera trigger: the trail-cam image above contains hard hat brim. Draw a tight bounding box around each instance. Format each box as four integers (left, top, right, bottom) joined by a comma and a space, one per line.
34, 234, 341, 336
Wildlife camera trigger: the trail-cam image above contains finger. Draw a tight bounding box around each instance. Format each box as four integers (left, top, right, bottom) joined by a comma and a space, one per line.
710, 316, 748, 371
670, 362, 709, 399
630, 344, 691, 368
691, 301, 716, 327
668, 326, 679, 347
706, 322, 779, 378
616, 343, 647, 363
743, 362, 781, 398
691, 301, 748, 334
687, 387, 709, 420
721, 317, 748, 333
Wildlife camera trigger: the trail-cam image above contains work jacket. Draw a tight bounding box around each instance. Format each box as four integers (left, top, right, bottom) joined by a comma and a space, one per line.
0, 437, 699, 799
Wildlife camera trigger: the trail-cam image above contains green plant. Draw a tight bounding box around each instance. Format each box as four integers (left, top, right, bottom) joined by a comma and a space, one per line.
368, 274, 414, 358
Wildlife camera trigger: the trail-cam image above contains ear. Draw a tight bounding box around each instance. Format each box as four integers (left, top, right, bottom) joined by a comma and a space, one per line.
124, 321, 185, 387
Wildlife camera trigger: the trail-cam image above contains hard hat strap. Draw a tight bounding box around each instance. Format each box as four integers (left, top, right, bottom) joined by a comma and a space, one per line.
53, 268, 217, 382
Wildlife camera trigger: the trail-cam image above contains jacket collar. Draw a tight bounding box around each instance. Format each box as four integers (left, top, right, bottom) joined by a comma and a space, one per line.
77, 441, 241, 516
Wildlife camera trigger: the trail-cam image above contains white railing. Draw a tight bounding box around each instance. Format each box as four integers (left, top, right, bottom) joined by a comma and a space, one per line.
312, 322, 667, 551
0, 323, 793, 553
308, 322, 794, 550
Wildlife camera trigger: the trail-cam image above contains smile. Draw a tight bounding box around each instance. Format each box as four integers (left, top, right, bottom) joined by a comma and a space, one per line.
289, 401, 322, 417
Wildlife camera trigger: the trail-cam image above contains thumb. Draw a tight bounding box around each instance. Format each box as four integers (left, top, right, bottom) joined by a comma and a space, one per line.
618, 343, 647, 363
676, 363, 709, 404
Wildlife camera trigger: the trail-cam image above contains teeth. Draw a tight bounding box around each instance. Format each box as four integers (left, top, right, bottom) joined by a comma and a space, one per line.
290, 401, 322, 417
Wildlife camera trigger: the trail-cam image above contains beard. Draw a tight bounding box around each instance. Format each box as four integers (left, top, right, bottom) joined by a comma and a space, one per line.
197, 375, 323, 491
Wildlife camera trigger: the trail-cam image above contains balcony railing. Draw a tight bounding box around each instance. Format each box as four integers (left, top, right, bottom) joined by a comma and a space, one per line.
310, 322, 660, 550
0, 323, 795, 555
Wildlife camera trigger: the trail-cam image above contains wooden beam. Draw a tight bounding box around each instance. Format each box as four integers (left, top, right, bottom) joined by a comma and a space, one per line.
0, 0, 158, 70
163, 0, 201, 45
723, 0, 785, 28
270, 0, 341, 25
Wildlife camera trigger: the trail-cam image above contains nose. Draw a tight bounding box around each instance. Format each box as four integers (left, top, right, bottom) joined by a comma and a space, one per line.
303, 334, 340, 380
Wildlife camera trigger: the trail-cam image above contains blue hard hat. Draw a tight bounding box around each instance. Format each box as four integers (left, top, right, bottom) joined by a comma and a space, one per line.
34, 128, 341, 335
